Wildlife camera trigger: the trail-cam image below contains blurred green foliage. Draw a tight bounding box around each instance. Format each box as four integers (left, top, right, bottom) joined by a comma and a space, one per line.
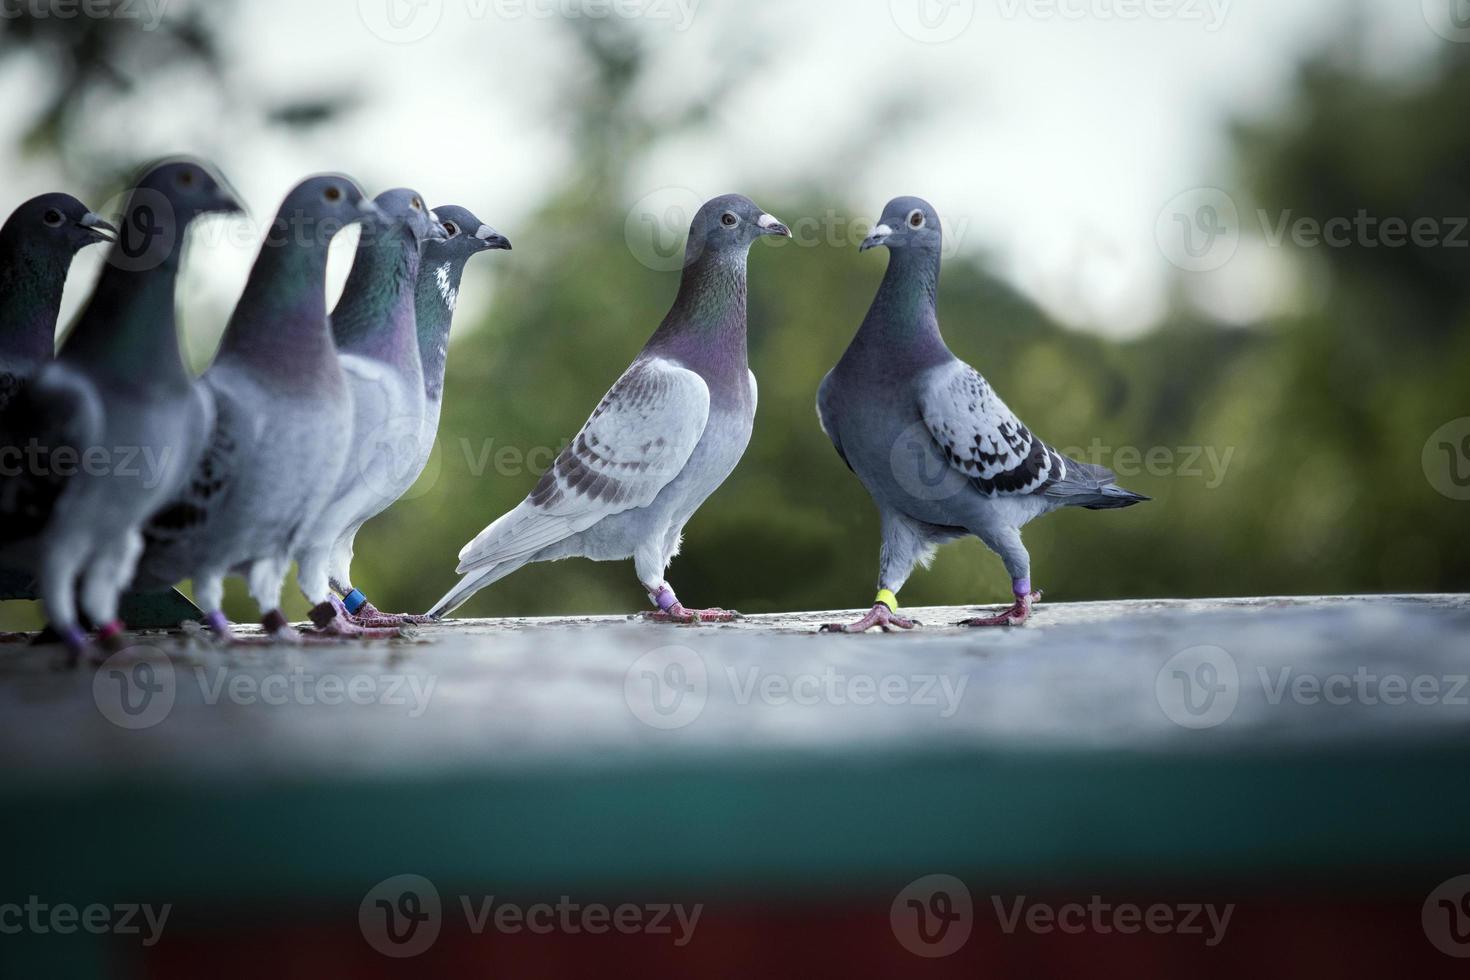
3, 13, 1467, 627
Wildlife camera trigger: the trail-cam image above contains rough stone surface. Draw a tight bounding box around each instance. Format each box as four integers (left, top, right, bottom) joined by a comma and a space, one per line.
0, 595, 1466, 783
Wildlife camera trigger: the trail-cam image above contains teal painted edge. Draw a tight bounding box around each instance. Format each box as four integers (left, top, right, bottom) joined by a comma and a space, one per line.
3, 746, 1468, 906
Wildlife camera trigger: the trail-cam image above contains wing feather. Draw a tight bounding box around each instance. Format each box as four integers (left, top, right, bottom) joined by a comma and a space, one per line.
917, 360, 1066, 497
455, 356, 710, 573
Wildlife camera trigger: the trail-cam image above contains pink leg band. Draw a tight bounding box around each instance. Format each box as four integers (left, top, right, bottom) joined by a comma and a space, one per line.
651, 585, 679, 612
1013, 578, 1031, 598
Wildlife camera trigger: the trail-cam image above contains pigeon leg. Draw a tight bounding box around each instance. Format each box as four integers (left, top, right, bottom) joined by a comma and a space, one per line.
308, 594, 403, 639
640, 584, 741, 624
958, 580, 1042, 628
348, 595, 436, 628
39, 545, 90, 658
820, 590, 919, 633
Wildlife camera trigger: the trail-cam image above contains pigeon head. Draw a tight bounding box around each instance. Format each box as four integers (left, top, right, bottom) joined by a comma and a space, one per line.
271, 174, 379, 247
860, 196, 942, 254
129, 158, 246, 222
683, 193, 790, 265
0, 193, 116, 258
366, 187, 448, 248
429, 206, 512, 259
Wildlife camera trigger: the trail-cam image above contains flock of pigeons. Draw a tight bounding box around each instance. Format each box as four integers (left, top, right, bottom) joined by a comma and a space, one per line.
0, 157, 1146, 655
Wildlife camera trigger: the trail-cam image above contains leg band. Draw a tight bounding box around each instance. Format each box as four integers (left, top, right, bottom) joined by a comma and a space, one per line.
651, 585, 679, 612
1013, 577, 1031, 598
875, 589, 899, 612
342, 589, 368, 615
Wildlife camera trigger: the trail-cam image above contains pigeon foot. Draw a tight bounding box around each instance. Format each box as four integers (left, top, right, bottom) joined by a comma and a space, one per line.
819, 603, 919, 634
642, 603, 742, 624
352, 600, 435, 628
309, 596, 402, 639
957, 592, 1040, 628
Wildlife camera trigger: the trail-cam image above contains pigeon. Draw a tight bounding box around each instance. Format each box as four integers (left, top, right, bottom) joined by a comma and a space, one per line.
427, 194, 790, 621
294, 187, 447, 636
334, 205, 510, 627
816, 196, 1148, 633
0, 193, 116, 411
132, 175, 379, 641
0, 159, 243, 654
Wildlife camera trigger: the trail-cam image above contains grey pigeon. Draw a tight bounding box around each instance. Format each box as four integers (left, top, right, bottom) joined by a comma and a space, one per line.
0, 193, 115, 411
334, 204, 510, 627
132, 175, 379, 641
0, 159, 242, 654
294, 187, 447, 636
816, 196, 1148, 632
427, 194, 790, 621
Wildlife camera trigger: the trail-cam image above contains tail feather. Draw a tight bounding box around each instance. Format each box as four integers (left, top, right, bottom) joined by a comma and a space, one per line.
1046, 455, 1151, 510
426, 555, 531, 619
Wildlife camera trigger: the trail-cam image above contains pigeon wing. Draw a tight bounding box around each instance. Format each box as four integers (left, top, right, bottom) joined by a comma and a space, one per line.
917, 360, 1066, 497
455, 356, 711, 573
0, 363, 104, 549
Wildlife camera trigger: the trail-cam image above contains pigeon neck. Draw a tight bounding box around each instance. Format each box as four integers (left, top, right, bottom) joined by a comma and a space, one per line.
216, 228, 337, 377
0, 245, 70, 367
59, 240, 192, 390
413, 254, 468, 402
332, 225, 423, 368
858, 247, 946, 351
649, 249, 749, 380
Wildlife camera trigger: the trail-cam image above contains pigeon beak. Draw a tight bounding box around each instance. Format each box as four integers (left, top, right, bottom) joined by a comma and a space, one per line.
757, 213, 791, 238
474, 225, 512, 251
356, 198, 386, 223
209, 171, 249, 217
78, 212, 117, 243
859, 223, 894, 252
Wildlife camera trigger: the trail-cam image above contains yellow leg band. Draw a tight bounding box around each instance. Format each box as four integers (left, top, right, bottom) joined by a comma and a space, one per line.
875, 589, 899, 612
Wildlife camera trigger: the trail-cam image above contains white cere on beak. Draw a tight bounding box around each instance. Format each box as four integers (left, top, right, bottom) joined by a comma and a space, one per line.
80, 213, 106, 228
870, 223, 894, 238
474, 225, 496, 240
429, 210, 441, 224
757, 213, 782, 230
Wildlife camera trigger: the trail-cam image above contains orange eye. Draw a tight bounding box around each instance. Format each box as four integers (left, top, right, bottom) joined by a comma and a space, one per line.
443, 221, 458, 236
324, 186, 342, 202
908, 210, 925, 228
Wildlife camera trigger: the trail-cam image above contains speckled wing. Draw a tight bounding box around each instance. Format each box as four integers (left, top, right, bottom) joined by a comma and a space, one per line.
0, 363, 103, 550
917, 359, 1066, 497
455, 356, 710, 573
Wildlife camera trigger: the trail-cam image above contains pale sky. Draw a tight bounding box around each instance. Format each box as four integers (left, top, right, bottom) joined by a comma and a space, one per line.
0, 0, 1447, 345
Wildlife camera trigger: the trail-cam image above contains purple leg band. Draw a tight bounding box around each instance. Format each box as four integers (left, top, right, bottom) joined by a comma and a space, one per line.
652, 585, 679, 612
1013, 577, 1031, 598
204, 610, 231, 633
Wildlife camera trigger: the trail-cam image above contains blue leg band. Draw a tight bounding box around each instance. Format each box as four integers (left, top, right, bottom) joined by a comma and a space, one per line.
343, 589, 368, 615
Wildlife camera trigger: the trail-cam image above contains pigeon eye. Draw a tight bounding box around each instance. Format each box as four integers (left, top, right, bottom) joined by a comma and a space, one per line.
720, 212, 738, 227
442, 221, 458, 236
324, 186, 342, 203
42, 208, 64, 228
176, 169, 196, 189
411, 197, 423, 211
908, 210, 925, 229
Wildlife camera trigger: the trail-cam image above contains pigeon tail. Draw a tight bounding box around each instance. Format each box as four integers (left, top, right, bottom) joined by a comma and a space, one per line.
425, 555, 531, 619
1044, 457, 1151, 510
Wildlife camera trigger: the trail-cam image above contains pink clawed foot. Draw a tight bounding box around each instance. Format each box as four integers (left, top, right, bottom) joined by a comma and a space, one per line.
308, 596, 402, 639
641, 585, 741, 624
644, 603, 742, 624
351, 600, 435, 628
820, 603, 919, 634
957, 591, 1042, 628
